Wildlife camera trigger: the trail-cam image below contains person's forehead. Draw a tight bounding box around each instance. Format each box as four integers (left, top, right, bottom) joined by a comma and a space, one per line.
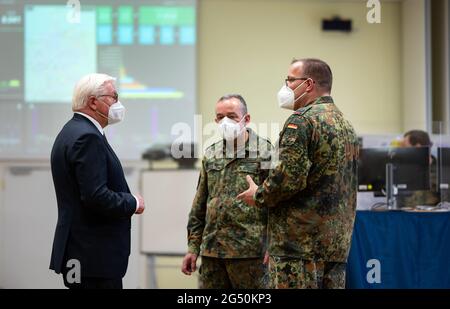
289, 61, 304, 76
403, 135, 412, 145
216, 98, 241, 112
103, 81, 116, 93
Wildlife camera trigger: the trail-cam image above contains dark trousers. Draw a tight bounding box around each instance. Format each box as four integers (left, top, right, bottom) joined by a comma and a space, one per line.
62, 273, 122, 289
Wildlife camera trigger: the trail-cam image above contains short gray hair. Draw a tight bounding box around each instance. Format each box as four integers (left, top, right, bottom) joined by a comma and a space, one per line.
217, 94, 248, 115
72, 73, 116, 111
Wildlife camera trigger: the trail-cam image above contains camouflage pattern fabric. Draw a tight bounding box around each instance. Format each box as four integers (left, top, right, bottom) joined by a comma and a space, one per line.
268, 256, 346, 289
187, 128, 273, 258
199, 256, 269, 289
254, 96, 359, 262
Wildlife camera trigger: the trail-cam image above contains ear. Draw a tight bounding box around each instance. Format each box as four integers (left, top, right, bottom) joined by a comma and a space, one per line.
87, 96, 97, 110
244, 114, 251, 124
306, 78, 315, 92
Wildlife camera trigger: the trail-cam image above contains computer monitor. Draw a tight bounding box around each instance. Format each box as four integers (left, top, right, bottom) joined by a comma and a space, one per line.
358, 147, 431, 192
437, 147, 450, 191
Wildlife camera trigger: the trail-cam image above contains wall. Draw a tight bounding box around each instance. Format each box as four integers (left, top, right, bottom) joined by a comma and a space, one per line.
198, 0, 403, 137
402, 0, 428, 131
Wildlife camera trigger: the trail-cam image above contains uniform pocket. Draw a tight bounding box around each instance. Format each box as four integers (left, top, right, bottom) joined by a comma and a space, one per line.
205, 161, 225, 196
236, 161, 259, 175
237, 161, 260, 185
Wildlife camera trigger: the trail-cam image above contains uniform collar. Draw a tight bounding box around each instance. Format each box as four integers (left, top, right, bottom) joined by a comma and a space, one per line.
295, 96, 335, 114
212, 128, 259, 158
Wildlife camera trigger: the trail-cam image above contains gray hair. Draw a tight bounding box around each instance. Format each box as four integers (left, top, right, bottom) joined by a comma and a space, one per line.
72, 73, 116, 111
217, 94, 248, 115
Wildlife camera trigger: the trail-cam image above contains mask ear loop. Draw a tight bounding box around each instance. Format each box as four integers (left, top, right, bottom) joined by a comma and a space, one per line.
293, 79, 310, 104
93, 97, 109, 121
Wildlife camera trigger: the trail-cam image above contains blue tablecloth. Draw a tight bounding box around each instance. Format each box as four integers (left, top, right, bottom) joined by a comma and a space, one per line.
346, 210, 450, 288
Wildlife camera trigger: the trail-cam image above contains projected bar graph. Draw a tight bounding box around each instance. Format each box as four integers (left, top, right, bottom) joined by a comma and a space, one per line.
119, 67, 184, 99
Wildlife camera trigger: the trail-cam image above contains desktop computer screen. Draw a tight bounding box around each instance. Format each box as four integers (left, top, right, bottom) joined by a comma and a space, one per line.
358, 147, 431, 192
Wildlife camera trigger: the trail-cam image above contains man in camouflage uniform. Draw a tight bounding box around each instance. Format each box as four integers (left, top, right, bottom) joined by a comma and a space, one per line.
238, 59, 359, 289
397, 130, 440, 208
181, 94, 273, 288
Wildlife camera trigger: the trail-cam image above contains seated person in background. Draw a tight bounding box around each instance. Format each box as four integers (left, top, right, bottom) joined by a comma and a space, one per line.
397, 130, 440, 208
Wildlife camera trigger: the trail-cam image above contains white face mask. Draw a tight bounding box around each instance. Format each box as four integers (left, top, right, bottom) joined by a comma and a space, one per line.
97, 101, 126, 125
218, 116, 246, 141
277, 79, 308, 110
107, 101, 126, 124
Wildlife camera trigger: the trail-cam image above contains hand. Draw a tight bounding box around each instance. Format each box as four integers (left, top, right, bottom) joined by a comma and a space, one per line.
135, 194, 145, 215
236, 175, 257, 206
181, 253, 198, 275
263, 251, 269, 265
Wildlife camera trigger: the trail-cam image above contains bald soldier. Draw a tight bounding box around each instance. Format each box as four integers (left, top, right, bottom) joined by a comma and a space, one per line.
238, 58, 359, 289
181, 94, 273, 288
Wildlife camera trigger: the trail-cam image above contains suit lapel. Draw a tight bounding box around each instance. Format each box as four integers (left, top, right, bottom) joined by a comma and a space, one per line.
102, 134, 121, 166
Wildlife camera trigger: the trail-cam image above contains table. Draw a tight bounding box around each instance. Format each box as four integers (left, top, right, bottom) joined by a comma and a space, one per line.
346, 210, 450, 288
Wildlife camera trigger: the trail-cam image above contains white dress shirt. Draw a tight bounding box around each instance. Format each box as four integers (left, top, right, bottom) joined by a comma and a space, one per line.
74, 112, 140, 213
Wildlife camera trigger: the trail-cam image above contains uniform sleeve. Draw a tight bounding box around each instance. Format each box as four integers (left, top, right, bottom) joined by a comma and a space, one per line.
254, 116, 313, 208
259, 140, 273, 251
259, 140, 274, 180
187, 158, 208, 255
70, 133, 137, 219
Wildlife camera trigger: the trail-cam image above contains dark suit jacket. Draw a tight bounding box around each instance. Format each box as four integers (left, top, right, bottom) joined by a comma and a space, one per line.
50, 113, 136, 279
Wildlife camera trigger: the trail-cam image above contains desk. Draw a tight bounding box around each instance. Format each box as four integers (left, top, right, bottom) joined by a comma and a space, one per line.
346, 210, 450, 288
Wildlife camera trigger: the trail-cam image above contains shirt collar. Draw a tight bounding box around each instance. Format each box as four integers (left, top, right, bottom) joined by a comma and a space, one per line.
75, 112, 104, 134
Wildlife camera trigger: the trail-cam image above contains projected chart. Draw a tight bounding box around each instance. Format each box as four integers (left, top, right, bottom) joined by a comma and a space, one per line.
0, 0, 197, 160
119, 67, 184, 99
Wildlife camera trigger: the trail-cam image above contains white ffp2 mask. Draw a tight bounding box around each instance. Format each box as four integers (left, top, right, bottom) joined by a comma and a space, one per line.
96, 100, 126, 125
277, 79, 308, 110
107, 101, 126, 125
218, 116, 246, 141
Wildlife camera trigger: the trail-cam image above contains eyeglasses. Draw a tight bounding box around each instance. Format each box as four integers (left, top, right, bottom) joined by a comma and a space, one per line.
284, 77, 308, 87
97, 93, 119, 103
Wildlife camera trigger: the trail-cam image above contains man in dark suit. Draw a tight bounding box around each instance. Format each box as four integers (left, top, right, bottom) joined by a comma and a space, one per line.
50, 73, 145, 289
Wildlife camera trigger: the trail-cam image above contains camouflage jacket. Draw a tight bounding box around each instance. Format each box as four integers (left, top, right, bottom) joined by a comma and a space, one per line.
187, 129, 273, 258
254, 96, 359, 262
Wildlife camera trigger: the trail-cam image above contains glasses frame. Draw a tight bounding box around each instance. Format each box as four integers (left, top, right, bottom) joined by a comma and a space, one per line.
285, 77, 308, 87
97, 93, 119, 103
